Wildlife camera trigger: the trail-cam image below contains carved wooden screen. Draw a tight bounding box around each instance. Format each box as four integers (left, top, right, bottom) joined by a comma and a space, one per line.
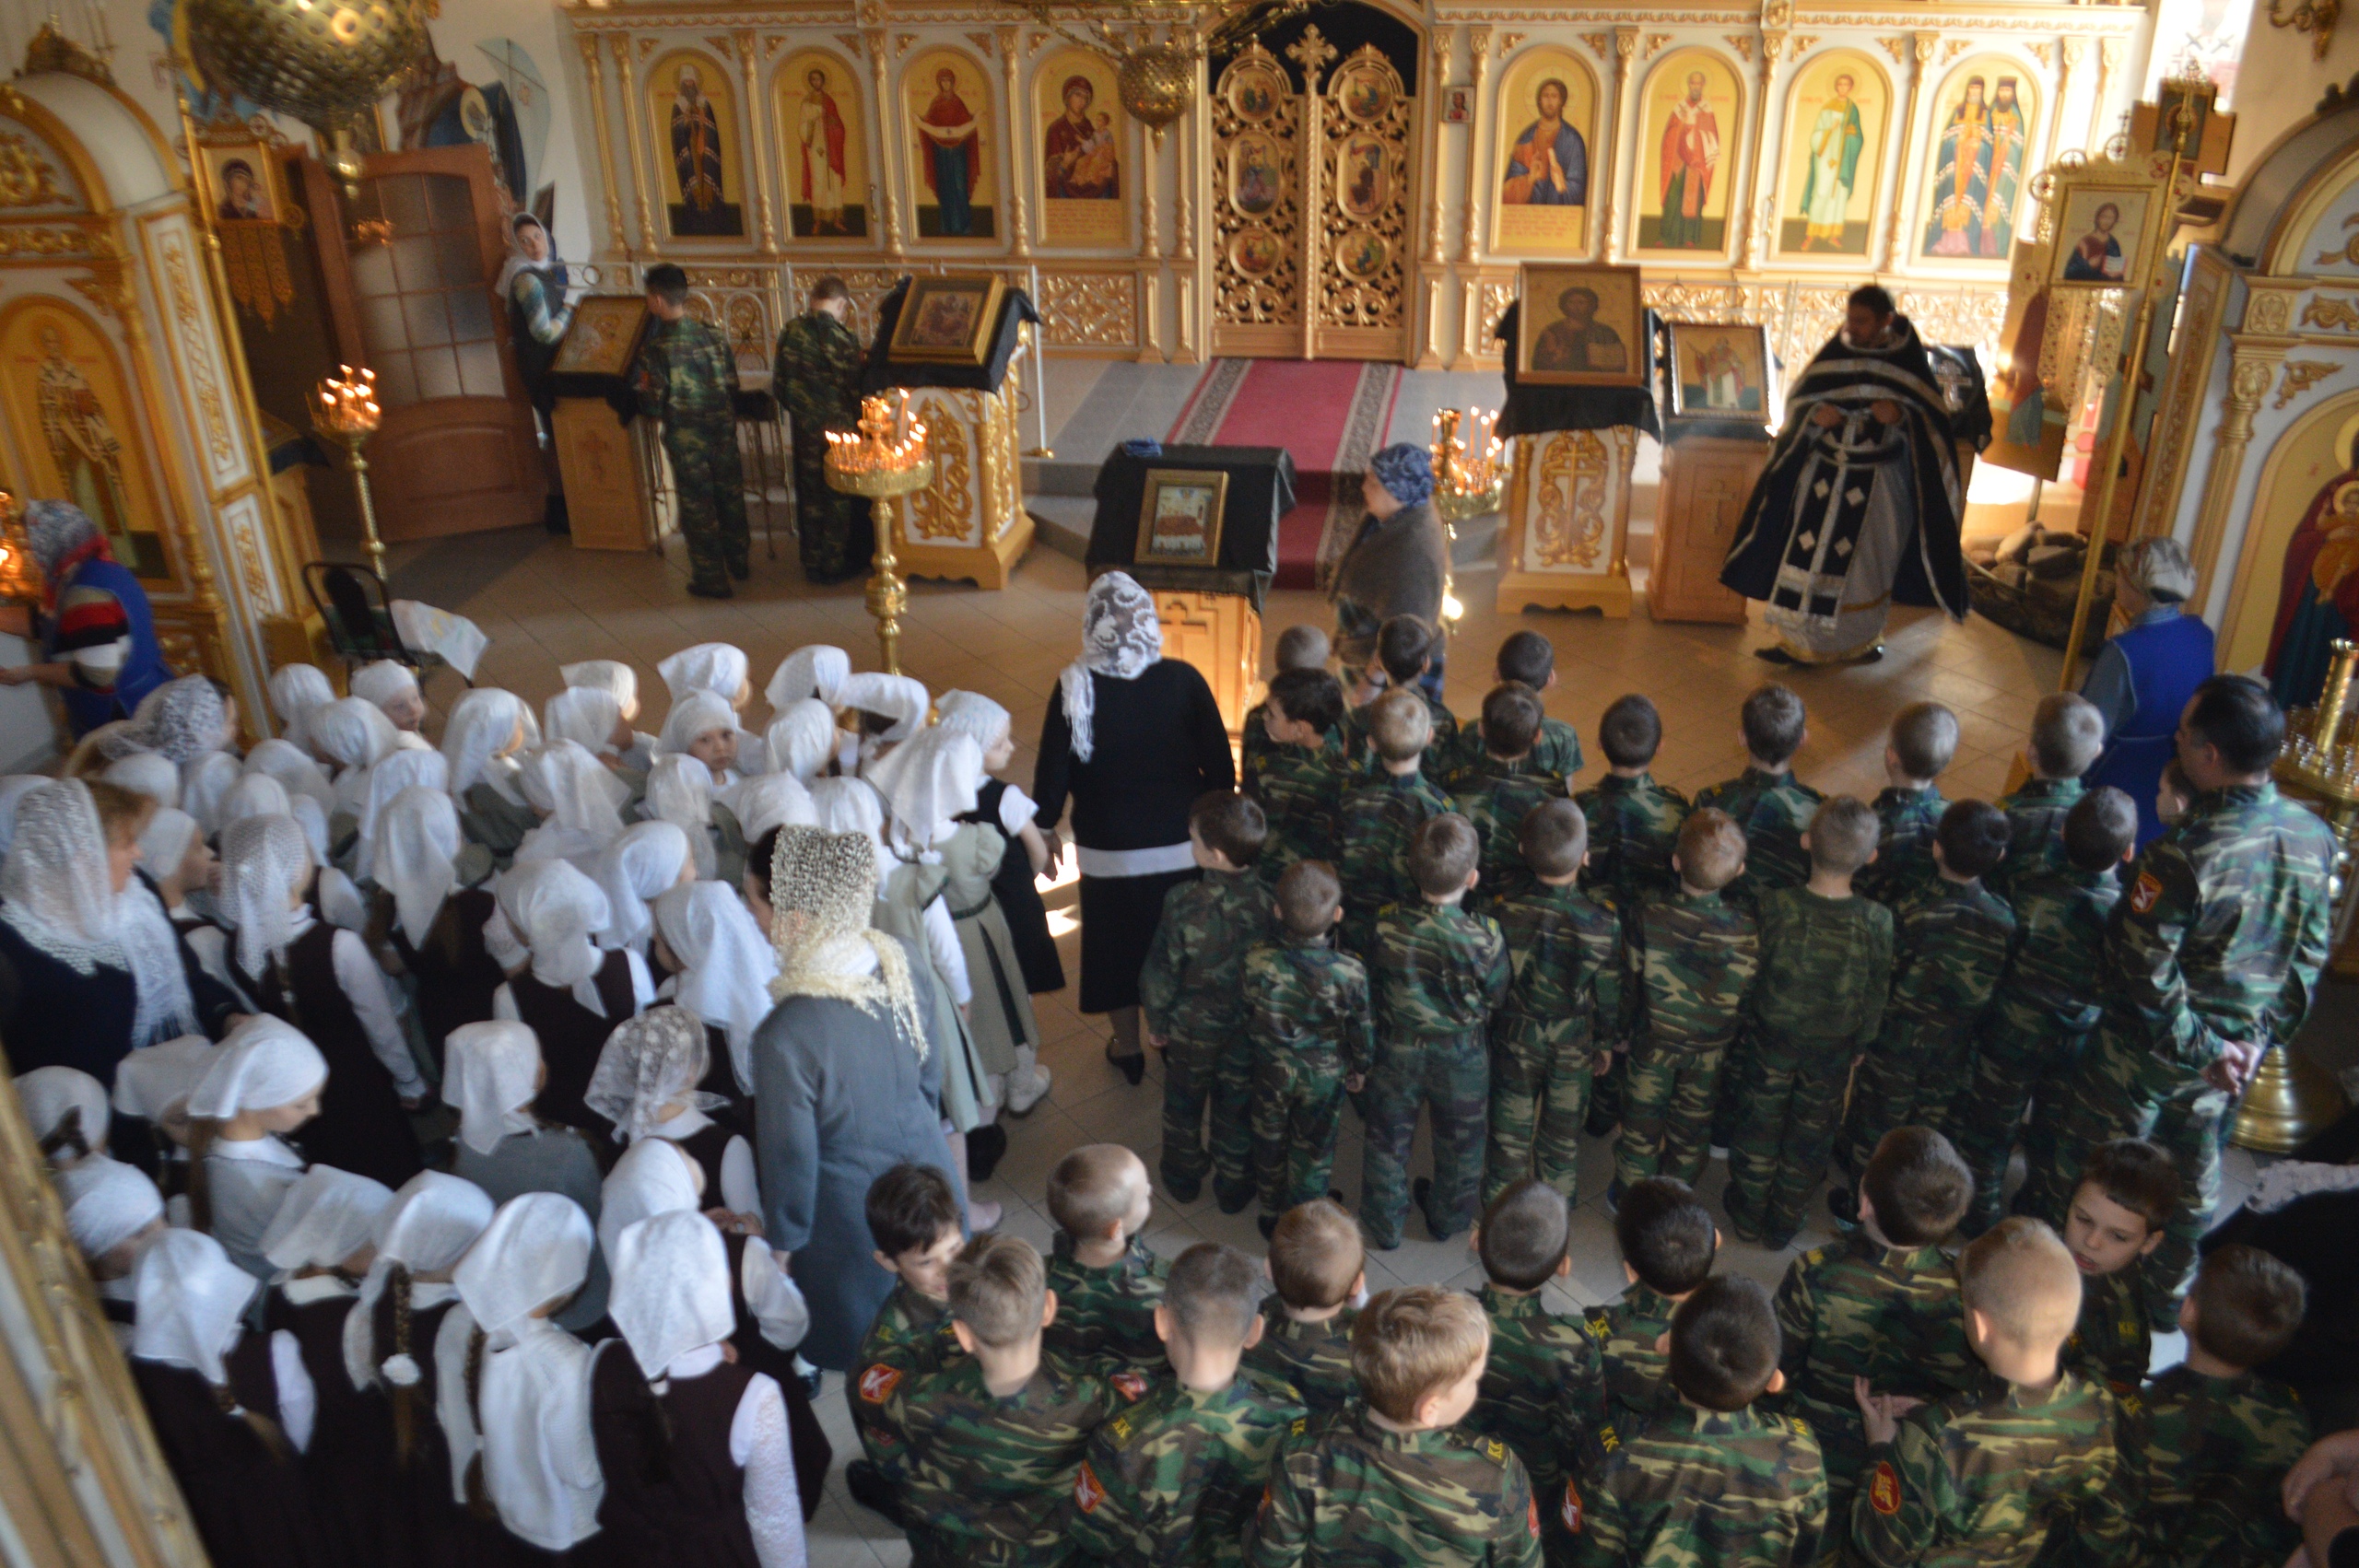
1312, 43, 1412, 359
1210, 42, 1305, 357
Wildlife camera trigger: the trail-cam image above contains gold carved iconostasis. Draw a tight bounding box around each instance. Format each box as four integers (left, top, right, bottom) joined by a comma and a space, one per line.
554, 0, 2147, 379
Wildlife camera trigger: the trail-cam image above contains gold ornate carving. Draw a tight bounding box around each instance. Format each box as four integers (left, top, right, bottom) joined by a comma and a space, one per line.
2060, 37, 2085, 65
2224, 354, 2277, 444
1724, 33, 1755, 63
1580, 30, 1611, 56
1642, 32, 1674, 58
0, 225, 87, 256
2278, 359, 2341, 408
1943, 38, 1973, 62
2247, 289, 2294, 333
1039, 271, 1137, 346
1286, 25, 1338, 83
2029, 41, 2058, 67
2302, 293, 2359, 330
1316, 45, 1409, 337
1499, 32, 1528, 53
1915, 32, 1940, 64
908, 398, 973, 540
0, 132, 63, 208
1213, 42, 1303, 330
1532, 430, 1609, 569
232, 516, 275, 606
157, 227, 239, 477
1615, 28, 1639, 62
966, 30, 994, 54
1787, 35, 1819, 56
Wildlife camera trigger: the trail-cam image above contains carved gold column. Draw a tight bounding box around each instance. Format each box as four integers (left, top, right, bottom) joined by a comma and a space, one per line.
997, 29, 1032, 260
1459, 27, 1493, 263
1738, 30, 1786, 270
577, 34, 628, 254
1602, 28, 1637, 258
865, 26, 905, 258
612, 36, 658, 253
2189, 346, 2286, 607
1175, 53, 1199, 263
1138, 128, 1160, 262
2091, 36, 2124, 152
1884, 32, 1936, 269
736, 29, 779, 252
131, 231, 234, 685
1426, 26, 1453, 267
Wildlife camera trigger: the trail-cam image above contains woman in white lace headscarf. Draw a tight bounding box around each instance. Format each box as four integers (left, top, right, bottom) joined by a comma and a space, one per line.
742, 825, 966, 1368
0, 773, 45, 860
836, 672, 928, 772
593, 819, 693, 954
652, 879, 777, 1094
490, 859, 651, 1136
1033, 569, 1230, 1080
268, 663, 335, 754
104, 674, 233, 767
442, 687, 537, 865
514, 740, 629, 871
586, 1007, 757, 1226
352, 745, 448, 884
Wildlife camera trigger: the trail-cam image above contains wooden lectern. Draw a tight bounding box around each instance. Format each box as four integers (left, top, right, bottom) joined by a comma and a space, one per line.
546, 297, 669, 553
1650, 435, 1766, 623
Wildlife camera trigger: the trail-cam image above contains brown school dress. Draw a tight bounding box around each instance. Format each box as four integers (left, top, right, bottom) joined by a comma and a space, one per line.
589, 1340, 763, 1567
388, 888, 508, 1072
267, 1282, 399, 1568
719, 1228, 830, 1520
509, 952, 638, 1148
369, 1282, 513, 1568
132, 1329, 331, 1568
236, 919, 424, 1189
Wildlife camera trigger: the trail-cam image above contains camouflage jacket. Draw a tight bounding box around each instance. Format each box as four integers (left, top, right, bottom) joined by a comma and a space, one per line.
893, 1353, 1148, 1567
633, 314, 739, 427
1569, 1403, 1827, 1568
1370, 901, 1511, 1042
1140, 870, 1279, 1046
1467, 1284, 1607, 1496
1987, 867, 2118, 1041
854, 1280, 964, 1475
2060, 1266, 2150, 1398
1344, 694, 1461, 782
1751, 888, 1893, 1050
1993, 777, 2084, 896
1627, 889, 1760, 1055
1858, 786, 1948, 909
1575, 773, 1691, 914
1692, 769, 1824, 910
2123, 1365, 2306, 1568
1879, 880, 2017, 1040
1770, 1235, 1975, 1480
1245, 1298, 1359, 1418
1491, 880, 1624, 1052
1046, 1234, 1172, 1376
771, 309, 864, 438
1071, 1368, 1308, 1568
1590, 1285, 1682, 1435
2104, 783, 2336, 1074
1250, 736, 1349, 883
1249, 1405, 1544, 1568
1245, 936, 1375, 1087
1848, 1371, 2129, 1568
1451, 760, 1567, 909
1338, 773, 1457, 945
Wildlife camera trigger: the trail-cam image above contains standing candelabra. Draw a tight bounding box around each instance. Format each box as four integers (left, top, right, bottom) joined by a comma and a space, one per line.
0, 490, 42, 605
823, 392, 934, 675
1430, 406, 1508, 628
312, 365, 386, 580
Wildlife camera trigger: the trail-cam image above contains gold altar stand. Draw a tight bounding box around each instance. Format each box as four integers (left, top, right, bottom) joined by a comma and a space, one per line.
1496, 427, 1637, 617
1650, 434, 1766, 624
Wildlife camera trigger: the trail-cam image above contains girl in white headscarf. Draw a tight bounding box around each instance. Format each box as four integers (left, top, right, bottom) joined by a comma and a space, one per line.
545, 685, 629, 766
112, 1035, 219, 1219
593, 819, 693, 954
652, 881, 778, 1095
643, 753, 730, 883
836, 672, 929, 772
660, 688, 748, 787
514, 739, 631, 871
269, 663, 335, 755
57, 1155, 167, 1340
245, 737, 336, 813
434, 1192, 604, 1554
351, 744, 448, 884
127, 1229, 325, 1565
374, 786, 505, 1068
136, 802, 241, 1005
186, 1015, 328, 1281
936, 687, 1062, 985
442, 1021, 605, 1234
592, 1211, 808, 1568
765, 699, 841, 785
221, 772, 330, 868
349, 660, 428, 740
442, 687, 538, 865
587, 1006, 757, 1222
733, 772, 816, 848
310, 696, 400, 820
20, 1063, 110, 1168
102, 749, 181, 810
562, 659, 656, 771
658, 642, 751, 707
491, 858, 651, 1135
764, 643, 849, 716
181, 749, 244, 835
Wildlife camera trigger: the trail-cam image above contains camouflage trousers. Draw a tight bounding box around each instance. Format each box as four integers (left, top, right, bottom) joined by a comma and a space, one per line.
1836, 1015, 1978, 1178
1482, 1016, 1593, 1209
1725, 1027, 1852, 1244
664, 417, 749, 591
1614, 1037, 1731, 1190
1253, 1056, 1348, 1217
2037, 1021, 2227, 1313
1361, 1027, 1489, 1246
1588, 1053, 1625, 1134
1161, 1031, 1256, 1206
791, 436, 876, 584
1951, 1002, 2095, 1236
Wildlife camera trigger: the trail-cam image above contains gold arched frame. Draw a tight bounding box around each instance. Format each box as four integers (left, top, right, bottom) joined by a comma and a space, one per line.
1907, 52, 2044, 272
2216, 384, 2359, 672
1033, 47, 1128, 251
775, 48, 869, 242
646, 46, 750, 243
1489, 45, 1602, 259
1770, 47, 1894, 264
902, 47, 999, 243
2258, 137, 2359, 276
1629, 47, 1747, 262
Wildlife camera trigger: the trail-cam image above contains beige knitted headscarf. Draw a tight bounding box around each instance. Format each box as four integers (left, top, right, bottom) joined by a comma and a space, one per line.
764, 825, 926, 1059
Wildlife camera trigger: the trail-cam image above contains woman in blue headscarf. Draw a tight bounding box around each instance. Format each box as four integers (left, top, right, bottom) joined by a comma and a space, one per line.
0, 500, 173, 738
1331, 442, 1449, 700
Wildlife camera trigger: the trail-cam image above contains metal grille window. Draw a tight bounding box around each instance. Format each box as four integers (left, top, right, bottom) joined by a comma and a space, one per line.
348, 172, 505, 409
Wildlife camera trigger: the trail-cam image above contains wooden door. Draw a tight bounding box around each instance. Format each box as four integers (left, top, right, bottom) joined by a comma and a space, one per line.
314, 146, 545, 541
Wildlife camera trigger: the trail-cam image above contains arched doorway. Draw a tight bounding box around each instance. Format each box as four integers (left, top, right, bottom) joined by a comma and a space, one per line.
1209, 2, 1421, 360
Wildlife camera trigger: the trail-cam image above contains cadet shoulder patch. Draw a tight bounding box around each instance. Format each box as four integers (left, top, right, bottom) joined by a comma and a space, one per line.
1869, 1461, 1902, 1515
1111, 1370, 1149, 1401
1802, 1246, 1828, 1266
2116, 1391, 2143, 1419
1074, 1460, 1107, 1513
2129, 872, 2162, 915
1482, 1437, 1510, 1467
1787, 1415, 1810, 1434
1290, 1416, 1309, 1437
857, 1363, 901, 1404
1561, 1478, 1583, 1535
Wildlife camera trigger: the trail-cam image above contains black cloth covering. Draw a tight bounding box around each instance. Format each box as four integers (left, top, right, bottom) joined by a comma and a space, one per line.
1927, 345, 1993, 451
266, 1288, 402, 1568
1086, 445, 1293, 612
961, 778, 1065, 995
1719, 315, 1968, 618
1494, 301, 1662, 440
861, 279, 1039, 394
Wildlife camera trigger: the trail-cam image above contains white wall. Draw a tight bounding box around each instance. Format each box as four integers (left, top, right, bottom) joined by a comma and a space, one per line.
2228, 14, 2359, 184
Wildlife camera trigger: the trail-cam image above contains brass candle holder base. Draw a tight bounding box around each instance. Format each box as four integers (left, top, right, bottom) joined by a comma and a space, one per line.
2230, 1044, 2351, 1155
824, 457, 934, 676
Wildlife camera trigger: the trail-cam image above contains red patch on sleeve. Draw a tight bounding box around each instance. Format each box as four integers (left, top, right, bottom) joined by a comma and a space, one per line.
1560, 1479, 1583, 1535
856, 1363, 901, 1404
1869, 1461, 1903, 1516
1110, 1370, 1148, 1401
1528, 1497, 1542, 1539
2129, 872, 2162, 915
1074, 1459, 1107, 1513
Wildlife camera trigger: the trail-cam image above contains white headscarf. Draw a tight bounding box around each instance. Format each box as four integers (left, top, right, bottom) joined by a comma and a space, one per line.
215, 813, 313, 980
443, 1022, 545, 1157
0, 780, 128, 973
765, 646, 851, 714
310, 696, 397, 774
583, 1005, 720, 1148
179, 752, 243, 837
657, 643, 749, 705
112, 1036, 221, 1122
350, 661, 420, 716
657, 690, 738, 762
763, 825, 925, 1053
807, 776, 890, 880
58, 1155, 164, 1259
641, 755, 716, 880
443, 688, 532, 802
596, 1132, 703, 1262
733, 773, 816, 848
0, 775, 49, 860
764, 700, 839, 784
609, 1210, 734, 1378
112, 676, 230, 767
131, 1228, 257, 1384
515, 743, 629, 871
244, 738, 336, 813
593, 821, 691, 953
495, 859, 613, 1012
652, 882, 777, 1091
544, 687, 624, 757
102, 752, 182, 811
355, 747, 449, 884
18, 1066, 109, 1160
837, 673, 930, 744
1060, 571, 1163, 763
378, 786, 464, 948
868, 726, 983, 850
269, 664, 336, 749
561, 660, 641, 722
454, 1192, 594, 1336
187, 1016, 328, 1120
260, 1164, 394, 1273
935, 689, 1013, 749
221, 773, 292, 825
344, 1170, 496, 1390
137, 807, 202, 894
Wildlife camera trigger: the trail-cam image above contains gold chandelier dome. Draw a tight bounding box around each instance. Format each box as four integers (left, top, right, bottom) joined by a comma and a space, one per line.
182, 0, 432, 128
1116, 41, 1195, 131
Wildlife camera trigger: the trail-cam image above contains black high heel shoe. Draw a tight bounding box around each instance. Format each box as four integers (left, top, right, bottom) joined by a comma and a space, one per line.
1105, 1041, 1144, 1085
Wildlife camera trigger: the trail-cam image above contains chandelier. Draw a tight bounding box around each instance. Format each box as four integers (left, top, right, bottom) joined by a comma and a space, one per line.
1014, 0, 1316, 132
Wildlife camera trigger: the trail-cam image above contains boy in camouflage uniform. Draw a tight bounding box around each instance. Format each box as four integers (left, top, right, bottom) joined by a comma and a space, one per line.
1142, 791, 1277, 1209
1695, 685, 1824, 913
1990, 695, 2104, 895
1848, 1219, 2130, 1568
1954, 789, 2133, 1234
1483, 800, 1623, 1208
1726, 797, 1894, 1250
1365, 814, 1511, 1248
1245, 861, 1373, 1232
1855, 703, 1956, 908
1571, 1275, 1827, 1568
1589, 1178, 1718, 1434
1613, 809, 1758, 1196
1340, 615, 1459, 782
1773, 1129, 1978, 1527
770, 275, 872, 583
1451, 685, 1567, 911
1243, 626, 1337, 783
1249, 669, 1349, 890
1045, 1144, 1170, 1376
1833, 801, 2018, 1200
850, 1164, 968, 1524
1576, 695, 1690, 916
2058, 1139, 2178, 1397
1071, 1243, 1306, 1568
1337, 690, 1455, 958
1250, 1285, 1543, 1568
890, 1233, 1147, 1568
2125, 1245, 2309, 1568
1246, 1199, 1365, 1417
634, 263, 748, 598
1468, 1181, 1607, 1567
1480, 629, 1586, 782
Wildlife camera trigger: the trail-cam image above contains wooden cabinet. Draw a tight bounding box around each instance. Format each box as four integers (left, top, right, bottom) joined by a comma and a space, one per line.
1152, 590, 1262, 740
554, 398, 665, 552
1649, 435, 1766, 624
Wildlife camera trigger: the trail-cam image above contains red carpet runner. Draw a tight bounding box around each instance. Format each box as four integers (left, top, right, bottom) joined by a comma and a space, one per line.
1167, 359, 1403, 590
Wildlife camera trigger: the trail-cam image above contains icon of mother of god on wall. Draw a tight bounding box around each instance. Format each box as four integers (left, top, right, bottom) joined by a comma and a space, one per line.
1501, 77, 1588, 207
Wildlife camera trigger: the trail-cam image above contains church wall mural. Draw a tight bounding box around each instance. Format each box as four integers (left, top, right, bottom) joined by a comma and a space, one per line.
648, 48, 747, 241
1491, 46, 1601, 259
0, 297, 171, 582
1634, 49, 1744, 260
2232, 393, 2359, 705
779, 51, 867, 241
1035, 49, 1126, 248
905, 49, 997, 241
1772, 49, 1890, 263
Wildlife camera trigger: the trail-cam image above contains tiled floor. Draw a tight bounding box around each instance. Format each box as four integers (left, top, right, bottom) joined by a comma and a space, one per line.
379, 414, 2259, 1568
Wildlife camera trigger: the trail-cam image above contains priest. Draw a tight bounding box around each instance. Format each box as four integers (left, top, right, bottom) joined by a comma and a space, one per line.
1720, 286, 1967, 664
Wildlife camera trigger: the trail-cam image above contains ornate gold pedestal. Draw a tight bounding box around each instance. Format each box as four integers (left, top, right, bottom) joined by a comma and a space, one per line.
1496, 427, 1636, 618
891, 384, 1034, 590
1152, 589, 1262, 740
2230, 1044, 2350, 1155
555, 398, 664, 552
1650, 435, 1766, 625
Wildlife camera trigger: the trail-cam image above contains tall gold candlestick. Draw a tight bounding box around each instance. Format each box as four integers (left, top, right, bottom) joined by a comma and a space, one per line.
824, 392, 935, 675
311, 364, 386, 580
